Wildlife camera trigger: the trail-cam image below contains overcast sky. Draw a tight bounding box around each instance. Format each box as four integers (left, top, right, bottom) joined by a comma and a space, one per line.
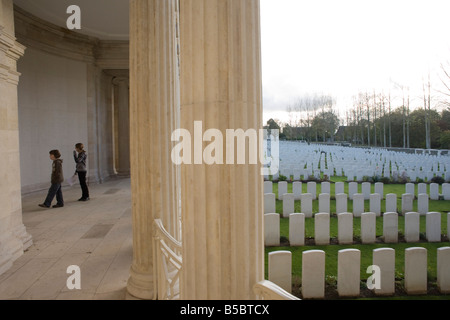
260, 0, 450, 124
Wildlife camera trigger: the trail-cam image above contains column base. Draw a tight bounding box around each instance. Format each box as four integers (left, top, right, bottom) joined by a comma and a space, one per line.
14, 223, 33, 251
126, 264, 155, 300
0, 229, 22, 276
116, 170, 130, 177
0, 249, 13, 276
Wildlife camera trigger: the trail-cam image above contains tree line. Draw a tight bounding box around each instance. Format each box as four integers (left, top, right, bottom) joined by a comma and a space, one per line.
268, 64, 450, 150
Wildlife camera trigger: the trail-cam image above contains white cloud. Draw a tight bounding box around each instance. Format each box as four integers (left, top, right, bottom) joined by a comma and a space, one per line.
261, 0, 450, 123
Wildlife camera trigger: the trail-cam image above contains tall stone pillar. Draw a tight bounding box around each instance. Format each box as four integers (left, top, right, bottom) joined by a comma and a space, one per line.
0, 0, 32, 275
127, 0, 180, 299
179, 0, 264, 299
112, 75, 130, 176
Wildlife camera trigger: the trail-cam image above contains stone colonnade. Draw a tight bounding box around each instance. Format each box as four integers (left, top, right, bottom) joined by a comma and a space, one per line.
0, 0, 32, 275
1, 0, 264, 300
0, 1, 131, 274
127, 0, 264, 300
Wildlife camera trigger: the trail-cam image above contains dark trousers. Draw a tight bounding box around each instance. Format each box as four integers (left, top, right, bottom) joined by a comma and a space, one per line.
44, 183, 63, 207
77, 171, 90, 199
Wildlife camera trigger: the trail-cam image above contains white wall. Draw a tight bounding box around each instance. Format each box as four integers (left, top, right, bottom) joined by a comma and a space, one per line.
17, 47, 89, 193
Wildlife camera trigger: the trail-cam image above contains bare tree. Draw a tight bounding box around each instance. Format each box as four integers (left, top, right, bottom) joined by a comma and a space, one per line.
423, 73, 432, 149
373, 90, 377, 147
388, 91, 392, 147
437, 60, 450, 107
288, 93, 336, 142
365, 92, 371, 146
380, 92, 387, 147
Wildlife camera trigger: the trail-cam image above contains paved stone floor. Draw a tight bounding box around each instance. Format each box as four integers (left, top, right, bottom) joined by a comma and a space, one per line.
0, 177, 133, 300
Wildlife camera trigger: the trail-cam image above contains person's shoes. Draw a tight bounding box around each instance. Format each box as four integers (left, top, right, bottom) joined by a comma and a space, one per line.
52, 204, 64, 208
78, 197, 90, 201
38, 204, 50, 208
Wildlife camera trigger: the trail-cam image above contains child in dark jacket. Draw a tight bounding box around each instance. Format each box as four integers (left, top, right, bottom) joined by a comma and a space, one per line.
73, 143, 90, 201
39, 150, 64, 208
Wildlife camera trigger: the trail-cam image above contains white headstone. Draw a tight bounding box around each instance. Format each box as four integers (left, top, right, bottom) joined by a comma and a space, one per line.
373, 248, 395, 296
315, 213, 330, 245
338, 249, 361, 297
335, 193, 348, 214
405, 212, 420, 243
283, 193, 295, 218
278, 181, 288, 200
356, 169, 364, 182
442, 183, 450, 200
437, 247, 450, 294
385, 193, 397, 214
293, 169, 302, 181
353, 193, 364, 218
401, 193, 414, 215
307, 182, 317, 200
383, 212, 398, 243
335, 182, 344, 195
375, 182, 384, 199
268, 251, 292, 293
301, 250, 325, 299
418, 183, 427, 196
405, 183, 415, 197
264, 213, 280, 246
264, 181, 273, 195
362, 182, 371, 200
349, 182, 358, 200
318, 193, 330, 214
426, 212, 441, 242
369, 193, 381, 217
264, 193, 276, 214
405, 247, 428, 295
418, 193, 429, 215
338, 212, 353, 244
301, 193, 313, 218
293, 181, 302, 200
321, 182, 330, 195
430, 183, 439, 200
409, 170, 417, 182
361, 212, 376, 244
289, 213, 305, 246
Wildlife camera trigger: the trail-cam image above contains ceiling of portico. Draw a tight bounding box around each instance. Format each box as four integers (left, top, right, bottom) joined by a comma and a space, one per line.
13, 0, 129, 40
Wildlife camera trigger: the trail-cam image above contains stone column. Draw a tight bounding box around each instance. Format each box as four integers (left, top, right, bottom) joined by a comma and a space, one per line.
127, 0, 180, 300
0, 0, 32, 275
112, 75, 130, 176
180, 0, 264, 299
86, 66, 115, 184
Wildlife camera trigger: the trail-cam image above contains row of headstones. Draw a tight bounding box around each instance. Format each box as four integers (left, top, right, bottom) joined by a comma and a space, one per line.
277, 142, 450, 168
264, 212, 449, 247
272, 168, 449, 183
265, 181, 450, 200
264, 192, 431, 217
277, 144, 450, 180
345, 169, 450, 182
278, 145, 448, 166
268, 247, 450, 299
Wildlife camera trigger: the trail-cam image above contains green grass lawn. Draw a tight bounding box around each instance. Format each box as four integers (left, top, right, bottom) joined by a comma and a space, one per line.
264, 177, 450, 300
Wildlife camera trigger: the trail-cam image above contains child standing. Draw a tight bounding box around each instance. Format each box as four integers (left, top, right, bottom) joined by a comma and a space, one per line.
73, 143, 90, 201
39, 150, 64, 208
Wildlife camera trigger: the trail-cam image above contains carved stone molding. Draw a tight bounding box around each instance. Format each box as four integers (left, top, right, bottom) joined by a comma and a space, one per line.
0, 25, 25, 84
13, 5, 129, 69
